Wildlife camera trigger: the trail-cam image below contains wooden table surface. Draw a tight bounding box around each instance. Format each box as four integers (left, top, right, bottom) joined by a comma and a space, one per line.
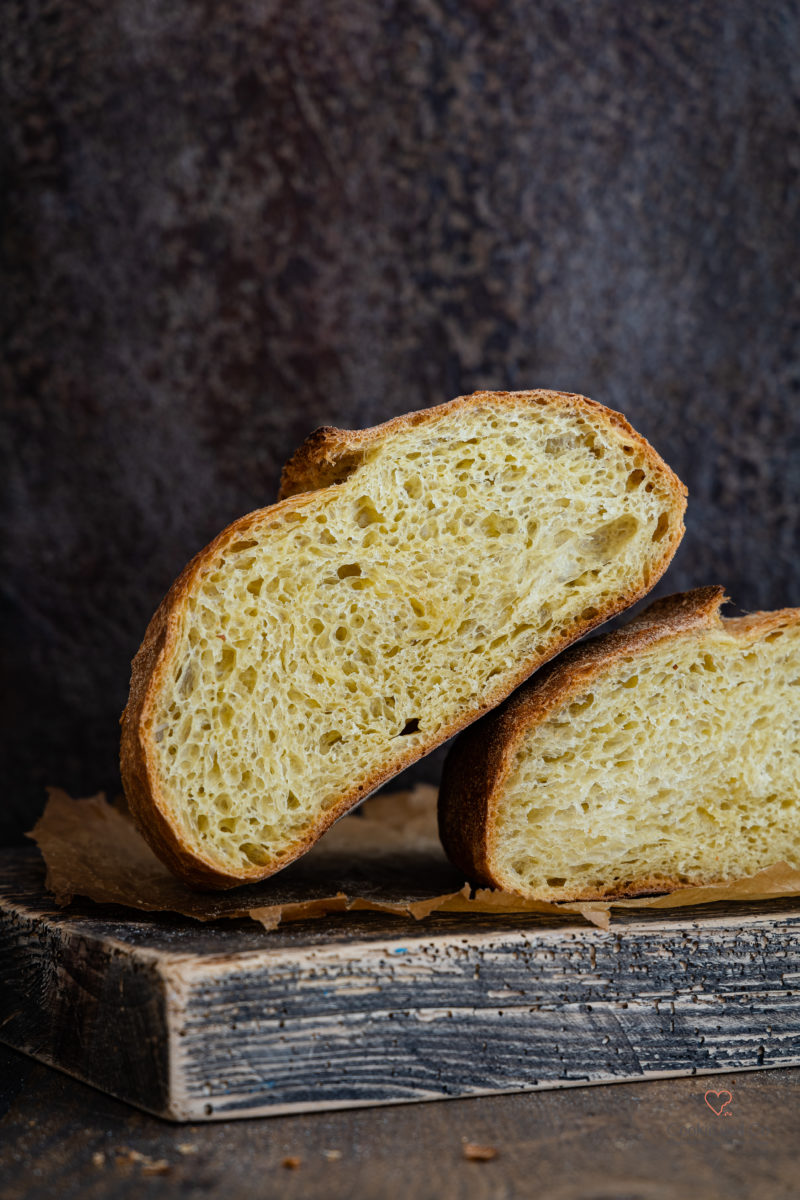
1, 1045, 797, 1200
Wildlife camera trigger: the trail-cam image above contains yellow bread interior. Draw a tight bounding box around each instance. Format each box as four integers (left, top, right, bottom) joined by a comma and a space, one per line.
494, 615, 800, 899
140, 394, 682, 880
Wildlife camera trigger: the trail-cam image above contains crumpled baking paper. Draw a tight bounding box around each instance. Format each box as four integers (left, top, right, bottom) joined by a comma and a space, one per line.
28, 785, 800, 931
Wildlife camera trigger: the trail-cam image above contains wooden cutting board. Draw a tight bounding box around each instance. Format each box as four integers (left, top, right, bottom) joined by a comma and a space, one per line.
2, 849, 799, 1122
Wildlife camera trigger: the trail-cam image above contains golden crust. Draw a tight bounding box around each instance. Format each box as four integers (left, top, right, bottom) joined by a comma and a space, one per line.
121, 389, 687, 889
279, 388, 687, 505
438, 586, 800, 900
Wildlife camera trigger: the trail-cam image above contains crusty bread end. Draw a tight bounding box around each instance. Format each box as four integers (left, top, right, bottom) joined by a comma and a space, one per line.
439, 587, 800, 900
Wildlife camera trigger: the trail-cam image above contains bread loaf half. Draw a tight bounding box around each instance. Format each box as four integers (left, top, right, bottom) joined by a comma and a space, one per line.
121, 389, 685, 887
439, 586, 800, 900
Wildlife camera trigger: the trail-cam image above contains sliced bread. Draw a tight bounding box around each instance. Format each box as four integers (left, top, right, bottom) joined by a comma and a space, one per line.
439, 586, 800, 900
120, 389, 686, 887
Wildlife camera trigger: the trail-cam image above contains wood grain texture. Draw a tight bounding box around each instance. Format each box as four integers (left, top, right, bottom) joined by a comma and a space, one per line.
1, 1050, 800, 1200
2, 1046, 800, 1200
2, 850, 799, 1122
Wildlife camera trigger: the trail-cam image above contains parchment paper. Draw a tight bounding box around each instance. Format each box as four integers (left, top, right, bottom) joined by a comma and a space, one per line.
28, 786, 800, 931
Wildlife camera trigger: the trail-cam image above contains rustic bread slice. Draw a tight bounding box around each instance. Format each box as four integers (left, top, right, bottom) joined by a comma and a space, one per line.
121, 389, 685, 888
439, 586, 800, 901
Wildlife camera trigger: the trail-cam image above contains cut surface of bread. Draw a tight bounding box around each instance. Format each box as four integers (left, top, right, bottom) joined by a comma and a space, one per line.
120, 389, 686, 887
439, 587, 800, 901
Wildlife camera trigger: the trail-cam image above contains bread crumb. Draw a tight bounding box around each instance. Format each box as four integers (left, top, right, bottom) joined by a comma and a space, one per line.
91, 1152, 105, 1168
114, 1147, 171, 1175
282, 1156, 301, 1170
141, 1160, 171, 1177
322, 1149, 342, 1161
177, 1143, 198, 1155
463, 1143, 498, 1162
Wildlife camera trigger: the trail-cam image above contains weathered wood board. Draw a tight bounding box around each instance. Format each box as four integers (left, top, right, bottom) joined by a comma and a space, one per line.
1, 849, 799, 1122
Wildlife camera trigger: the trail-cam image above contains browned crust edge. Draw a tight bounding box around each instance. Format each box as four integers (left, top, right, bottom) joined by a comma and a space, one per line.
121, 389, 687, 889
438, 586, 800, 901
278, 388, 688, 503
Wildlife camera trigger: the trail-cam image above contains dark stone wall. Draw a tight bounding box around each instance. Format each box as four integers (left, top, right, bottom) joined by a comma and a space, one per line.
2, 1, 799, 842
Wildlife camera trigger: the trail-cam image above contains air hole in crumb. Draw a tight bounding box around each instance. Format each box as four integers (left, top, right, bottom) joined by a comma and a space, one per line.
400, 718, 420, 735
216, 645, 236, 680
652, 512, 670, 542
355, 497, 384, 527
586, 515, 638, 557
177, 663, 195, 698
240, 842, 271, 865
626, 469, 645, 492
238, 664, 257, 694
547, 877, 566, 887
337, 563, 362, 579
544, 434, 573, 456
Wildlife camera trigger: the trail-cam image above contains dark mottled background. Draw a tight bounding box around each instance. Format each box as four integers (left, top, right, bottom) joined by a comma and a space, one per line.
2, 1, 799, 843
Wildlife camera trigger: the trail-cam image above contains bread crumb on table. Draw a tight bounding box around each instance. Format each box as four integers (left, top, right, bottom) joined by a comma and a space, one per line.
113, 1147, 171, 1175
462, 1143, 498, 1162
141, 1160, 172, 1177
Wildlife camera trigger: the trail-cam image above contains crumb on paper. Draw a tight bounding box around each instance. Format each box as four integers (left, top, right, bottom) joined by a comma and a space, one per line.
322, 1148, 342, 1161
177, 1143, 198, 1155
463, 1142, 498, 1162
282, 1156, 301, 1170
